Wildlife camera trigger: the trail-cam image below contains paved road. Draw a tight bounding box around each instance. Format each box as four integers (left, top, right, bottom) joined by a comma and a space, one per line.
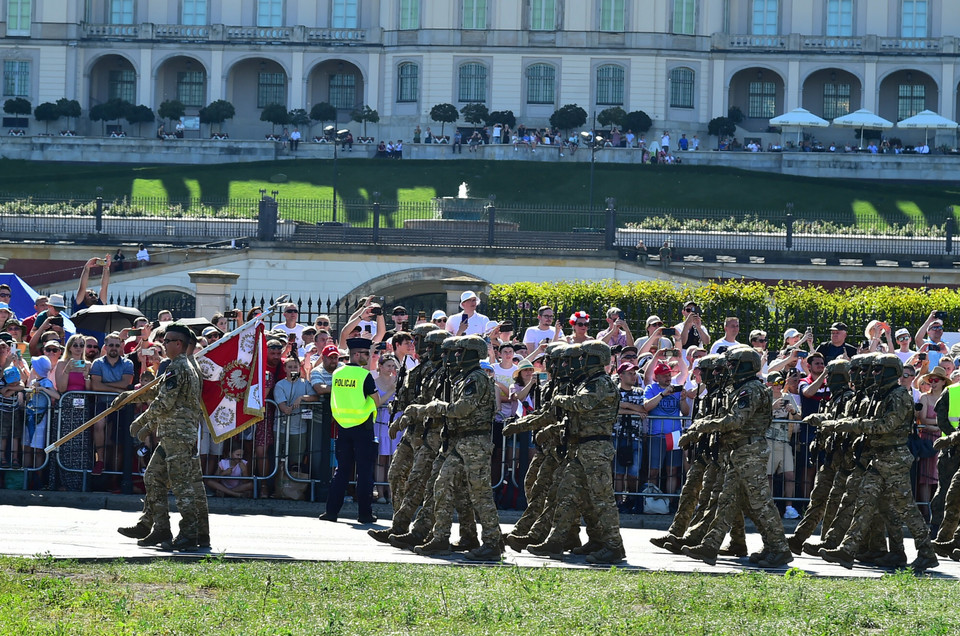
1, 496, 957, 578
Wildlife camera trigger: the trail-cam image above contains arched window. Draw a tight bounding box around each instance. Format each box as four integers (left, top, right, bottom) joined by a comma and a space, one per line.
669, 67, 694, 109
459, 63, 487, 102
526, 64, 555, 104
397, 63, 419, 103
596, 65, 624, 106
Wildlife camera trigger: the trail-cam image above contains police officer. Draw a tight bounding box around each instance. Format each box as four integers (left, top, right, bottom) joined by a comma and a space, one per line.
320, 337, 387, 524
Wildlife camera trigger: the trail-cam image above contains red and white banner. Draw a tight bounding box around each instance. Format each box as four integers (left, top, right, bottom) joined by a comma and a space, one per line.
196, 321, 266, 442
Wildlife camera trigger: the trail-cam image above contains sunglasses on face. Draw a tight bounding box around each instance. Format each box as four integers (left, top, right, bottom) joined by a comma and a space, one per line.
316, 321, 330, 327
622, 354, 638, 359
85, 344, 99, 349
267, 345, 283, 350
753, 338, 767, 343
436, 318, 447, 323
44, 347, 61, 353
930, 326, 944, 330
284, 309, 298, 314
575, 322, 588, 327
0, 293, 9, 298
650, 322, 663, 328
897, 336, 910, 341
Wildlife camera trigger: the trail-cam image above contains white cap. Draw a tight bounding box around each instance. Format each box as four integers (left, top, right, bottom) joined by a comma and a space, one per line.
431, 310, 447, 321
484, 320, 499, 334
895, 327, 910, 338
783, 328, 800, 339
460, 290, 478, 304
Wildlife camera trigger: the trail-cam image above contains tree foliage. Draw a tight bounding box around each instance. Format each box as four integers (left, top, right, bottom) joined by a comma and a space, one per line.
3, 97, 31, 116
288, 108, 310, 128
56, 98, 81, 122
430, 103, 459, 137
549, 104, 587, 134
199, 99, 235, 132
622, 110, 653, 134
460, 103, 489, 126
486, 110, 516, 128
260, 103, 289, 132
33, 102, 61, 132
708, 116, 737, 141
727, 105, 745, 125
349, 105, 379, 136
158, 99, 186, 124
125, 104, 155, 135
597, 107, 627, 128
310, 102, 337, 125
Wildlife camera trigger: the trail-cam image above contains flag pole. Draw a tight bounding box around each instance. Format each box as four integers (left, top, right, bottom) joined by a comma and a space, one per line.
44, 296, 290, 453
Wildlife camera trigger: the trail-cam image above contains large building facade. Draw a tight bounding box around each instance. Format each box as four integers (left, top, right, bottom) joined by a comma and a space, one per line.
1, 0, 959, 140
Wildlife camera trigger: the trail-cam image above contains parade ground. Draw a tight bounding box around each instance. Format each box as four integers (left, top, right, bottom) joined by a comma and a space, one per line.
2, 492, 959, 580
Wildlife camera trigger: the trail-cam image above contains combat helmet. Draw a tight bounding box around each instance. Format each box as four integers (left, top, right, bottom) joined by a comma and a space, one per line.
441, 335, 462, 374
412, 322, 439, 356
424, 329, 450, 362
850, 353, 877, 389
581, 340, 611, 375
872, 353, 903, 392
725, 345, 762, 383
456, 335, 488, 373
562, 343, 585, 382
545, 342, 568, 377
696, 354, 724, 388
825, 359, 851, 390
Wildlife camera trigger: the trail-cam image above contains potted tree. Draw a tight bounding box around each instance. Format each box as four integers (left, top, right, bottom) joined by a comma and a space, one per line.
199, 99, 235, 139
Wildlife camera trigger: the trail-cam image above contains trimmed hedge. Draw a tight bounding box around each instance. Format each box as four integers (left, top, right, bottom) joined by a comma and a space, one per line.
487, 280, 960, 347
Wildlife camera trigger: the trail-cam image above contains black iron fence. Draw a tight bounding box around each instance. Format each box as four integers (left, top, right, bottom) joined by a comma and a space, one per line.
3, 193, 957, 258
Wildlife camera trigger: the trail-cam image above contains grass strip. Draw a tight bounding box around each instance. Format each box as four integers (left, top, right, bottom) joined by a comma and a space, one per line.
1, 556, 959, 635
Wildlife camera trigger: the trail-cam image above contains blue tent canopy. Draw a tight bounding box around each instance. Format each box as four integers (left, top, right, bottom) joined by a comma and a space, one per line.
0, 272, 76, 334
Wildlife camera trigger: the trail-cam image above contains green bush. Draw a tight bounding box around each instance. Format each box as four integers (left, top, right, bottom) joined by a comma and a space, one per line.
487, 279, 960, 347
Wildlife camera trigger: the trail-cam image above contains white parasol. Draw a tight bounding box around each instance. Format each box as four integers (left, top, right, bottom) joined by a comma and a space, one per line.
769, 108, 829, 145
831, 109, 893, 149
896, 110, 958, 145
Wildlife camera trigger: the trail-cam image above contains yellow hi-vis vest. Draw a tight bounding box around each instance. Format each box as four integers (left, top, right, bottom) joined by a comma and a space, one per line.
330, 365, 377, 428
946, 384, 960, 434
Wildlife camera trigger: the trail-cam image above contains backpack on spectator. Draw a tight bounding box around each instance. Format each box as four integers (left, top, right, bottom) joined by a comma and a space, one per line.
640, 482, 670, 514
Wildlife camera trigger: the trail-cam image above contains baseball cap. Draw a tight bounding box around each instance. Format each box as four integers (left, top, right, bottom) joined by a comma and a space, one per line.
47, 294, 67, 309
201, 326, 222, 338
783, 328, 800, 339
616, 361, 639, 374
392, 306, 407, 315
0, 302, 9, 312
460, 290, 479, 304
653, 362, 672, 376
322, 344, 341, 358
621, 345, 639, 356
829, 322, 848, 331
0, 332, 14, 345
646, 315, 663, 326
431, 310, 447, 321
895, 327, 910, 338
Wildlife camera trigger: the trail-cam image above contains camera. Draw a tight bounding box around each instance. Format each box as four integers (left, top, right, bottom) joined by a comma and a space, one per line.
73, 359, 86, 368
363, 324, 372, 333
670, 385, 685, 394
918, 353, 927, 361
935, 311, 947, 321
617, 311, 625, 320
49, 316, 63, 327
930, 342, 943, 352
96, 258, 107, 267
376, 342, 387, 352
661, 327, 677, 337
664, 348, 679, 357
716, 346, 729, 354
129, 328, 141, 337
796, 350, 809, 359
369, 306, 382, 316
225, 309, 239, 319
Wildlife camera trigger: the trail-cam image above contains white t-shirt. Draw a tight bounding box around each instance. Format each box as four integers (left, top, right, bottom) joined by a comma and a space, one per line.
492, 363, 515, 396
523, 325, 556, 348
895, 349, 915, 364
446, 311, 489, 336
275, 323, 305, 346
710, 338, 740, 354
358, 319, 378, 337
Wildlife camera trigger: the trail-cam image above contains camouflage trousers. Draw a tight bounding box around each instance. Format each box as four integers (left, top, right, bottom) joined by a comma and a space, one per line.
682, 460, 747, 549
389, 429, 441, 533
544, 440, 623, 550
933, 450, 960, 543
701, 440, 787, 553
432, 435, 501, 545
668, 455, 708, 537
792, 452, 840, 543
409, 445, 477, 543
823, 459, 903, 554
931, 449, 960, 535
526, 453, 595, 544
511, 449, 556, 537
387, 428, 421, 514
840, 446, 926, 554
140, 438, 209, 538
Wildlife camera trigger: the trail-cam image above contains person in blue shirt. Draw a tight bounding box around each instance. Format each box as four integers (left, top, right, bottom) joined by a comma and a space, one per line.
643, 362, 691, 495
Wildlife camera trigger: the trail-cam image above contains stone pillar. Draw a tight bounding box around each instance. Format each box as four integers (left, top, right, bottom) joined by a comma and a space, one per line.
189, 269, 240, 319
441, 275, 488, 318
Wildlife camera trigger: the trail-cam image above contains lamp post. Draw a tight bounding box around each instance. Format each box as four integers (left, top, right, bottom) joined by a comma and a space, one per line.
580, 111, 602, 213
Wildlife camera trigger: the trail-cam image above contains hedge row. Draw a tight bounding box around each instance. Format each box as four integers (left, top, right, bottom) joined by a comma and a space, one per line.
487, 280, 960, 347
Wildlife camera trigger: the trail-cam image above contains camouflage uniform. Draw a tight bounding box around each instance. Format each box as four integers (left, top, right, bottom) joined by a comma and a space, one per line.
821, 355, 936, 571
422, 336, 501, 555
683, 348, 791, 567
133, 351, 209, 544
930, 389, 960, 539
530, 341, 624, 563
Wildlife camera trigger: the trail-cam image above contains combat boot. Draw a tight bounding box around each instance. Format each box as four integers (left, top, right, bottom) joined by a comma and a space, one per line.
757, 550, 794, 568
585, 545, 626, 565
450, 536, 482, 552
558, 531, 583, 552
464, 542, 503, 562
117, 522, 151, 540
526, 538, 569, 558
649, 534, 677, 550
803, 541, 834, 558
949, 548, 960, 562
368, 528, 394, 544
855, 550, 885, 565
414, 537, 451, 556
572, 540, 604, 556
931, 539, 957, 558
748, 548, 769, 564
681, 543, 718, 566
388, 532, 426, 551
662, 536, 690, 555
786, 534, 806, 556
874, 551, 908, 568
137, 528, 172, 547
910, 545, 939, 573
819, 547, 855, 569
197, 534, 211, 549
160, 534, 199, 552
718, 542, 748, 557
504, 534, 533, 553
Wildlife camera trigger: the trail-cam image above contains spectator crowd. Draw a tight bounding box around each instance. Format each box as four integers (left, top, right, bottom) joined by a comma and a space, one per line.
0, 269, 953, 525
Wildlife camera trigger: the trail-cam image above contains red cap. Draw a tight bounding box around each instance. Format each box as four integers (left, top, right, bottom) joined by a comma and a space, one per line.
652, 362, 672, 376
616, 362, 639, 374
322, 345, 340, 358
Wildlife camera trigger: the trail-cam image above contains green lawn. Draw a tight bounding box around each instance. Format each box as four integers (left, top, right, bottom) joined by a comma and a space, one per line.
1, 556, 959, 635
1, 158, 959, 228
